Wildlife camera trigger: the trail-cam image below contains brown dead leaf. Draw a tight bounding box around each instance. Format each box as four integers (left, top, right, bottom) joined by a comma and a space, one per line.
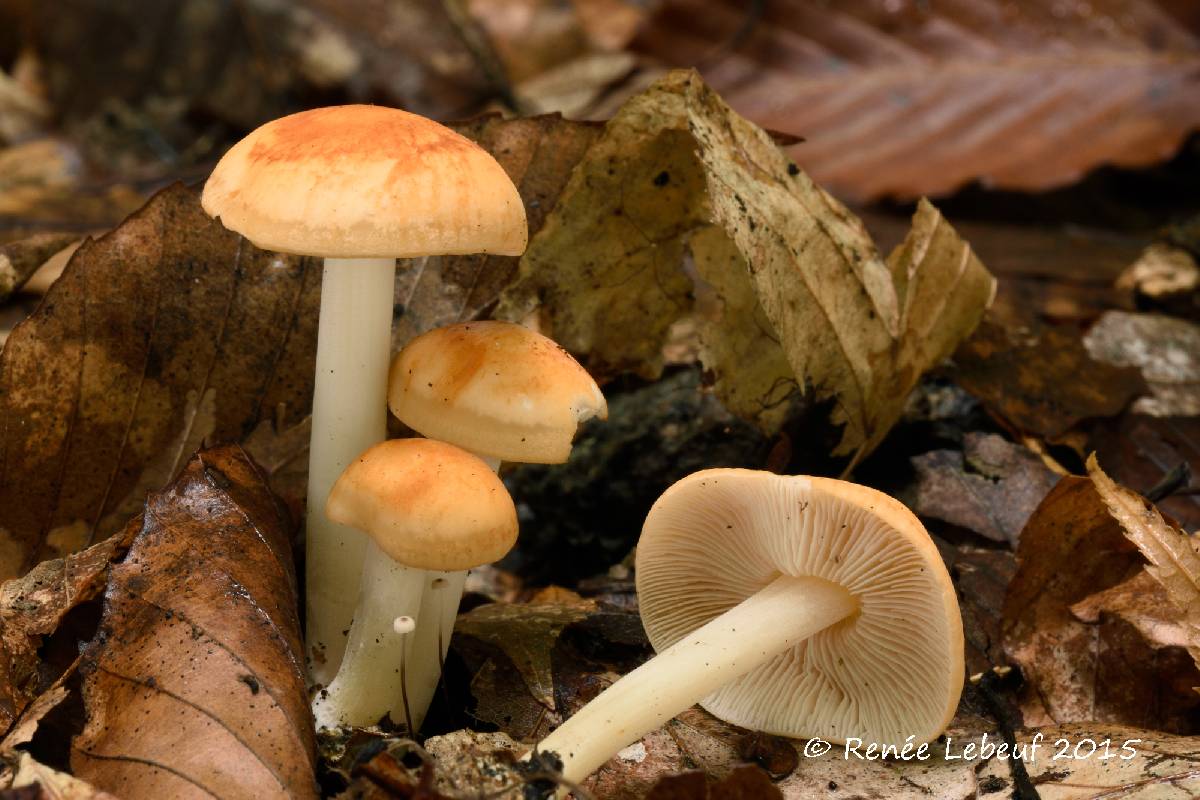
0, 183, 321, 577
1002, 477, 1199, 731
644, 764, 781, 800
632, 0, 1200, 201
1088, 455, 1200, 677
910, 432, 1061, 545
499, 70, 995, 462
71, 445, 316, 799
953, 320, 1146, 439
1088, 414, 1200, 532
0, 528, 133, 736
1, 751, 118, 799
1084, 311, 1200, 417
392, 112, 603, 350
0, 233, 77, 302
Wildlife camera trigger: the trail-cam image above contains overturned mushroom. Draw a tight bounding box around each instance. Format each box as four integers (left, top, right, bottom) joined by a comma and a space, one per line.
313, 438, 517, 729
535, 468, 964, 784
388, 320, 607, 728
202, 105, 526, 683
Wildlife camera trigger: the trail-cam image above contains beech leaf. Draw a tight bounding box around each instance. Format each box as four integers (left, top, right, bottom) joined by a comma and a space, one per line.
1088, 453, 1200, 677
70, 445, 316, 799
0, 184, 321, 577
499, 69, 995, 461
632, 0, 1200, 201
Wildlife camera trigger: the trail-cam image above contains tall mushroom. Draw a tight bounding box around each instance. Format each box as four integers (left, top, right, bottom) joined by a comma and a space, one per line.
387, 320, 606, 728
202, 105, 526, 684
314, 438, 517, 729
535, 468, 964, 784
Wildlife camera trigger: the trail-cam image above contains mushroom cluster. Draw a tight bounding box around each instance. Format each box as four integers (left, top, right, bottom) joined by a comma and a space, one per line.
311, 321, 605, 730
534, 468, 965, 784
202, 104, 528, 685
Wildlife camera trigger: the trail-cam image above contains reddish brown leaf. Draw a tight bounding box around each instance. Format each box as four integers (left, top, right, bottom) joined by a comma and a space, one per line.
631, 0, 1200, 200
0, 184, 321, 577
0, 532, 132, 737
1002, 476, 1199, 732
1088, 413, 1200, 531
952, 320, 1145, 439
910, 433, 1060, 545
71, 445, 316, 799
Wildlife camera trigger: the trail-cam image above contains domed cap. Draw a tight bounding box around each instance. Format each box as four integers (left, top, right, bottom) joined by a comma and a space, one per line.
388, 321, 607, 464
326, 439, 518, 571
636, 469, 963, 747
202, 105, 527, 258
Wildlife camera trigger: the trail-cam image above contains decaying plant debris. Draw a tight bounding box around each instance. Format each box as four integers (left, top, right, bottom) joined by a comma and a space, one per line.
1, 1, 1200, 798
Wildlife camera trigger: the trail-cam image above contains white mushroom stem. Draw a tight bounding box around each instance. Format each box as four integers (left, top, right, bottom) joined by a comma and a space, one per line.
535, 574, 857, 784
404, 454, 502, 730
311, 540, 425, 730
306, 257, 399, 685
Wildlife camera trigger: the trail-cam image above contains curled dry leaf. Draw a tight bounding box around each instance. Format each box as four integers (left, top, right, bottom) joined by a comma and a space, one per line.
0, 183, 321, 576
910, 433, 1060, 546
632, 0, 1200, 201
1002, 477, 1200, 731
498, 70, 995, 462
70, 445, 316, 799
1088, 454, 1200, 678
0, 526, 133, 735
0, 232, 77, 302
1084, 311, 1200, 417
953, 321, 1146, 439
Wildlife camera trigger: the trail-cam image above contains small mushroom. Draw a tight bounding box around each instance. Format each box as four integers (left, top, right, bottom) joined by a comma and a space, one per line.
387, 320, 606, 727
202, 105, 527, 684
313, 438, 517, 730
535, 468, 964, 783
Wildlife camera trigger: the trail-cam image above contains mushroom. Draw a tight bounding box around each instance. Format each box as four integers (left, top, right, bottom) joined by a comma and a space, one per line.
387, 320, 606, 727
201, 105, 526, 683
534, 468, 964, 784
313, 438, 517, 729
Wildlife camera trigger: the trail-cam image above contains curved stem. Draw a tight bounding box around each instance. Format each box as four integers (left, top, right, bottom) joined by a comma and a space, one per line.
536, 574, 857, 784
404, 454, 501, 729
312, 539, 424, 730
305, 257, 397, 685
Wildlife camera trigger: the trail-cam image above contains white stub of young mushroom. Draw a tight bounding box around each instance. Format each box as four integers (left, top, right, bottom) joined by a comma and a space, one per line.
533, 468, 964, 784
201, 105, 528, 686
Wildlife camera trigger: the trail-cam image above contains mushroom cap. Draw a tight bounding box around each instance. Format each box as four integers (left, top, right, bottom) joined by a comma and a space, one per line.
635, 469, 963, 747
388, 321, 607, 464
326, 439, 518, 571
201, 105, 527, 258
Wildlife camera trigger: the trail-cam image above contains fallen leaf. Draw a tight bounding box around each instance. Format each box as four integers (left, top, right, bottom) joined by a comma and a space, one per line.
392, 112, 603, 350
644, 764, 781, 800
1084, 311, 1200, 416
499, 69, 995, 462
1002, 477, 1198, 731
0, 233, 77, 302
948, 546, 1016, 682
71, 445, 317, 799
1088, 454, 1200, 677
1088, 414, 1200, 531
1117, 242, 1200, 303
0, 184, 321, 576
0, 529, 133, 736
1, 751, 117, 799
631, 0, 1200, 200
910, 432, 1061, 545
953, 320, 1145, 439
976, 723, 1200, 800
